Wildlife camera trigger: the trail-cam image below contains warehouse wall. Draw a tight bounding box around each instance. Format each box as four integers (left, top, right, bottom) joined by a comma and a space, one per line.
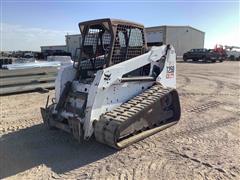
41, 45, 67, 52
146, 28, 164, 43
65, 34, 81, 59
165, 26, 205, 57
63, 26, 204, 59
145, 26, 165, 47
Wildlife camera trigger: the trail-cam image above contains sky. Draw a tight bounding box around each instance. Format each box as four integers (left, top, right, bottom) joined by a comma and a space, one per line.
1, 0, 239, 51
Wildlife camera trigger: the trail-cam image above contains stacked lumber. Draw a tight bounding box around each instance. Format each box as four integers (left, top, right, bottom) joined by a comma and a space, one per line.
0, 67, 58, 95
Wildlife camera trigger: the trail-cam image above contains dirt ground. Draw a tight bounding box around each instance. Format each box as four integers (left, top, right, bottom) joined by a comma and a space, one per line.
0, 61, 239, 180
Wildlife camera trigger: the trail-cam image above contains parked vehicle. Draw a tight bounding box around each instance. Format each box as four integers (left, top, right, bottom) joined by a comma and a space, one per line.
225, 46, 240, 61
183, 48, 221, 62
214, 44, 227, 61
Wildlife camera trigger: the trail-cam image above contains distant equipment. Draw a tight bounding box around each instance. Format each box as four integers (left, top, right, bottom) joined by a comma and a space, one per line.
224, 45, 240, 61
213, 44, 227, 60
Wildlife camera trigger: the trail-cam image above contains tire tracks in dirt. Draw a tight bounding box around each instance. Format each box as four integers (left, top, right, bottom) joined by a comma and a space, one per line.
159, 116, 240, 146
135, 115, 239, 150
179, 92, 240, 97
60, 115, 239, 180
187, 73, 240, 91
185, 100, 222, 113
177, 73, 227, 110
2, 104, 237, 179
167, 149, 237, 179
186, 72, 240, 89
0, 118, 42, 136
178, 74, 192, 89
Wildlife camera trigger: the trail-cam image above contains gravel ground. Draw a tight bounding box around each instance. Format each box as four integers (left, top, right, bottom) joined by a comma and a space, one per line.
0, 61, 239, 180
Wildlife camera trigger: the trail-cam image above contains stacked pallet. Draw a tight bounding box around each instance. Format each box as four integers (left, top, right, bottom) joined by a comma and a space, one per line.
0, 67, 58, 95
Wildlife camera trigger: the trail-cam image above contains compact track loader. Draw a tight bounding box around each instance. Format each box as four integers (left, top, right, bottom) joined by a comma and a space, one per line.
41, 18, 181, 149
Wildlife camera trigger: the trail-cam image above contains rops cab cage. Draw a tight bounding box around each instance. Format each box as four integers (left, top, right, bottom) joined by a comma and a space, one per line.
75, 18, 147, 80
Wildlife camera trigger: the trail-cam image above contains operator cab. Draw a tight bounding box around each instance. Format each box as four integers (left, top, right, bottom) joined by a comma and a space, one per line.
76, 18, 148, 82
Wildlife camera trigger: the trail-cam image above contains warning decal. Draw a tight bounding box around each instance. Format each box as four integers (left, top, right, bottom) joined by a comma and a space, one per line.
166, 66, 174, 79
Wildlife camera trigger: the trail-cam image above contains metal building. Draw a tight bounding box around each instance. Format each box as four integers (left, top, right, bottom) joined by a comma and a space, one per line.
146, 26, 205, 57
40, 45, 67, 53
62, 25, 204, 58
65, 34, 82, 59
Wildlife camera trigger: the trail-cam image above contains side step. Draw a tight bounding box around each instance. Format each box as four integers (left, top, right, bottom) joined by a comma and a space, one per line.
94, 84, 181, 149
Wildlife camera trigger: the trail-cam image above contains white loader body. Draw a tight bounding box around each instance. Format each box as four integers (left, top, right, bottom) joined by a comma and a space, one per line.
41, 18, 181, 149
54, 45, 177, 139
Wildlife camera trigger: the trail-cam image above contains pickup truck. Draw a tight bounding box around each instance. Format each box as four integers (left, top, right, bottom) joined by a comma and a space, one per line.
183, 49, 222, 63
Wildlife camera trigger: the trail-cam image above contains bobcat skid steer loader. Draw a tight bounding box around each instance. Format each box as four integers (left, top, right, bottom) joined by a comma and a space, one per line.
41, 18, 181, 149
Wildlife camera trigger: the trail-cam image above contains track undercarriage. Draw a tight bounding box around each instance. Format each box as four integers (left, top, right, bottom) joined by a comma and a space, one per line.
94, 84, 181, 149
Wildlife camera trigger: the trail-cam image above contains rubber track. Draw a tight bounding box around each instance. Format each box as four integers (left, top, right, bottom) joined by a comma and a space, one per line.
95, 84, 177, 149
